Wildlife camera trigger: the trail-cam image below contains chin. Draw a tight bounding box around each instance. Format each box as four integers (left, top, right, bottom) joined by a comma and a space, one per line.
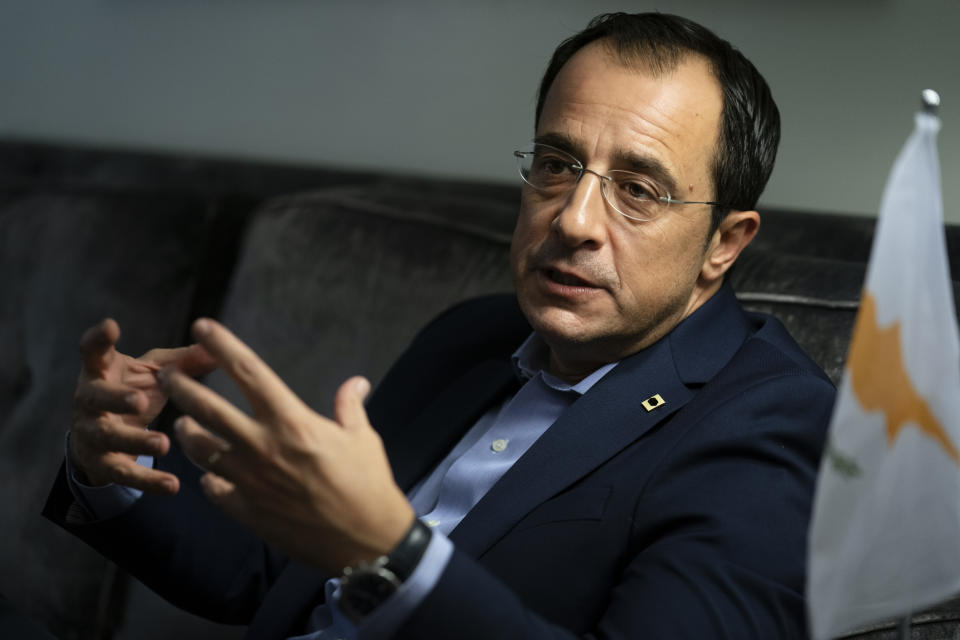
519, 298, 607, 347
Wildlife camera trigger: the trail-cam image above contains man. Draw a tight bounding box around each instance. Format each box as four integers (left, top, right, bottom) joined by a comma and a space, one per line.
46, 12, 834, 639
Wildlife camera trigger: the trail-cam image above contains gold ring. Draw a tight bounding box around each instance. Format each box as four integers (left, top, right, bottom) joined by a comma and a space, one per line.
205, 441, 231, 468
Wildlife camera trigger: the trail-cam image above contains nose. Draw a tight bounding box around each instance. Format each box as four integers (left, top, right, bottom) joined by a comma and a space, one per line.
552, 169, 609, 248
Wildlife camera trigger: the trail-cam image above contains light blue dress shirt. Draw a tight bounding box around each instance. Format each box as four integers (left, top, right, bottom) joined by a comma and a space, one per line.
67, 333, 618, 639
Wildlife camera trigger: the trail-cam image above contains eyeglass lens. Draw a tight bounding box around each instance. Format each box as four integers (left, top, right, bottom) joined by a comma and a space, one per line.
515, 144, 669, 221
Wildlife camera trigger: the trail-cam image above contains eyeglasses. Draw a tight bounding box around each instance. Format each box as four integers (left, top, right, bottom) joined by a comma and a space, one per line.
513, 143, 722, 222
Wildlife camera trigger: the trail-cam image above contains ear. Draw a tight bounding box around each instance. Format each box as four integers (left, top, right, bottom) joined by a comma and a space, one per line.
699, 210, 760, 283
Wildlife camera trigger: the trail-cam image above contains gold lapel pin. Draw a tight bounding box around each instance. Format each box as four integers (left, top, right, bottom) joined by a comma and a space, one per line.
641, 394, 666, 412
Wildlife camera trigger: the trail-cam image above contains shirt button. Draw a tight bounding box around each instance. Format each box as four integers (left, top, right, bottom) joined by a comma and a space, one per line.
425, 519, 440, 528
491, 438, 508, 453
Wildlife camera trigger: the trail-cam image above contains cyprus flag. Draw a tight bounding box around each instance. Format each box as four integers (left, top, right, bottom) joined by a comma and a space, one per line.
807, 103, 960, 639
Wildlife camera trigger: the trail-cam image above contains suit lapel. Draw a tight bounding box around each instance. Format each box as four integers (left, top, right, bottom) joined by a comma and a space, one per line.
450, 284, 752, 558
449, 333, 692, 557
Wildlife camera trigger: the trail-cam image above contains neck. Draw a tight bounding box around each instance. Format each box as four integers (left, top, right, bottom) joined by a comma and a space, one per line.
545, 351, 608, 385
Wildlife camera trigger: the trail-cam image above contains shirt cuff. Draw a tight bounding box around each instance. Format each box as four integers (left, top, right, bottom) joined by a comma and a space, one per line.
331, 527, 454, 640
64, 431, 151, 521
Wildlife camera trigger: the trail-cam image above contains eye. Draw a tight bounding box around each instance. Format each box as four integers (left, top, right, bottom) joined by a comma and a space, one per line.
524, 148, 579, 188
541, 158, 570, 175
604, 171, 670, 221
613, 173, 664, 201
622, 181, 653, 199
531, 153, 575, 176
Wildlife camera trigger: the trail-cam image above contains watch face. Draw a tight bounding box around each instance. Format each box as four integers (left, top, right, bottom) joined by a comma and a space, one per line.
340, 567, 402, 621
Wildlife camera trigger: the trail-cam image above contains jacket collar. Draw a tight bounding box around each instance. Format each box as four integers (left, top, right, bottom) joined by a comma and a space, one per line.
667, 282, 752, 385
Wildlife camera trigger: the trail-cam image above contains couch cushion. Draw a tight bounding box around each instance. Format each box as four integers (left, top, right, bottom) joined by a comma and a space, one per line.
206, 185, 518, 417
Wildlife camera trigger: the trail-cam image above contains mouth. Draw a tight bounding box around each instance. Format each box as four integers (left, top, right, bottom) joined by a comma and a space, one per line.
534, 266, 608, 300
544, 268, 597, 288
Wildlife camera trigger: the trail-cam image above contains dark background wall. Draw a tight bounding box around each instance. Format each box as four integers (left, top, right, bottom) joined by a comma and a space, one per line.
0, 0, 957, 220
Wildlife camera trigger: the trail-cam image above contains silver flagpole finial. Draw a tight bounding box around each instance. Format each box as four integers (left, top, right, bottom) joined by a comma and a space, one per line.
922, 89, 941, 114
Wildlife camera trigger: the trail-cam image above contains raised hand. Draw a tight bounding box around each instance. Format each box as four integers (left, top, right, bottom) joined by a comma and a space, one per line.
161, 318, 414, 574
69, 318, 217, 494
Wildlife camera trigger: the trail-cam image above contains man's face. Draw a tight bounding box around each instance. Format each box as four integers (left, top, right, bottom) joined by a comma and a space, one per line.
510, 43, 726, 379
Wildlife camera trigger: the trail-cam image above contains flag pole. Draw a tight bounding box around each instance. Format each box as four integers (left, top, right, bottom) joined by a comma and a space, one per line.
891, 89, 939, 640
893, 88, 939, 640
922, 88, 940, 115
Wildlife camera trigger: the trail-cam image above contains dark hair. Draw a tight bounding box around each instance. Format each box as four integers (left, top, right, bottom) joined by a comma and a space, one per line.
535, 12, 780, 233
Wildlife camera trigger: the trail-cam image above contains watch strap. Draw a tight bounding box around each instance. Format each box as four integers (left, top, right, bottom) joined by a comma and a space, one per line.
338, 519, 433, 624
382, 518, 431, 582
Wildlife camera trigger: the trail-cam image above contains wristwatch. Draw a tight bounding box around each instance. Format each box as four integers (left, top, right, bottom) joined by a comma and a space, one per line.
338, 518, 432, 624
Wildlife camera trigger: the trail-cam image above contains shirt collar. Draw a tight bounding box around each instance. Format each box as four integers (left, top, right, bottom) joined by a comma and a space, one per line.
511, 333, 619, 395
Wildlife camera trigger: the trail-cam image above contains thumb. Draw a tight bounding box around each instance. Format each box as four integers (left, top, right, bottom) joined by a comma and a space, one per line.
80, 318, 120, 376
333, 376, 372, 431
144, 343, 218, 376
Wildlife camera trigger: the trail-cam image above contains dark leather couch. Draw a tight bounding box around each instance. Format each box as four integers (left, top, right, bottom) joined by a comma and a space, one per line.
2, 140, 957, 638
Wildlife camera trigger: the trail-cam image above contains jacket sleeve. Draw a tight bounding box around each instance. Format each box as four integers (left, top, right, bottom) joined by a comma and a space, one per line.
43, 440, 290, 625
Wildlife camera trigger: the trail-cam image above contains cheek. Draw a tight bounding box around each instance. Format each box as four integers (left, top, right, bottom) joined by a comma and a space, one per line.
612, 227, 703, 300
510, 200, 547, 266
608, 221, 669, 276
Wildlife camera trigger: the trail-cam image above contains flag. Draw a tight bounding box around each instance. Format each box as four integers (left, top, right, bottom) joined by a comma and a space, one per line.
807, 105, 960, 639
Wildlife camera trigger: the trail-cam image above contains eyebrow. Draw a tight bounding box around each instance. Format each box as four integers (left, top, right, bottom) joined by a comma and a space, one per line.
532, 132, 680, 196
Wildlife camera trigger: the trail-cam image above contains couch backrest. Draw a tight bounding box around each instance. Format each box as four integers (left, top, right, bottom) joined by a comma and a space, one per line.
5, 139, 960, 639
209, 185, 934, 413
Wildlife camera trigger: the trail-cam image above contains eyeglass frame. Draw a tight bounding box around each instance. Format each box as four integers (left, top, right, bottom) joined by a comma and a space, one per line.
513, 143, 724, 222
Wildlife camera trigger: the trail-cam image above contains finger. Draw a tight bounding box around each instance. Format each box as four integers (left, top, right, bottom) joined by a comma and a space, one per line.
333, 376, 372, 432
142, 343, 218, 377
73, 415, 170, 457
172, 415, 235, 475
158, 366, 260, 448
190, 318, 301, 417
79, 318, 120, 376
100, 452, 180, 495
75, 378, 146, 415
199, 472, 245, 517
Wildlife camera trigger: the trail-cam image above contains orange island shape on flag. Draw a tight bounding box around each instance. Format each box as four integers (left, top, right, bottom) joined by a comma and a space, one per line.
847, 291, 960, 465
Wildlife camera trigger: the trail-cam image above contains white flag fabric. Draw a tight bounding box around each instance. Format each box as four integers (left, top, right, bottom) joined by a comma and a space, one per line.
807, 111, 960, 639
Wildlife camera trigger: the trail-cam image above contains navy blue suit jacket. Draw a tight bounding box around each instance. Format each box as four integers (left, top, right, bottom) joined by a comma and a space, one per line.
45, 285, 834, 638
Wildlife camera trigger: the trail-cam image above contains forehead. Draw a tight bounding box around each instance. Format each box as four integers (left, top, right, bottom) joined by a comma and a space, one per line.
537, 42, 722, 187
